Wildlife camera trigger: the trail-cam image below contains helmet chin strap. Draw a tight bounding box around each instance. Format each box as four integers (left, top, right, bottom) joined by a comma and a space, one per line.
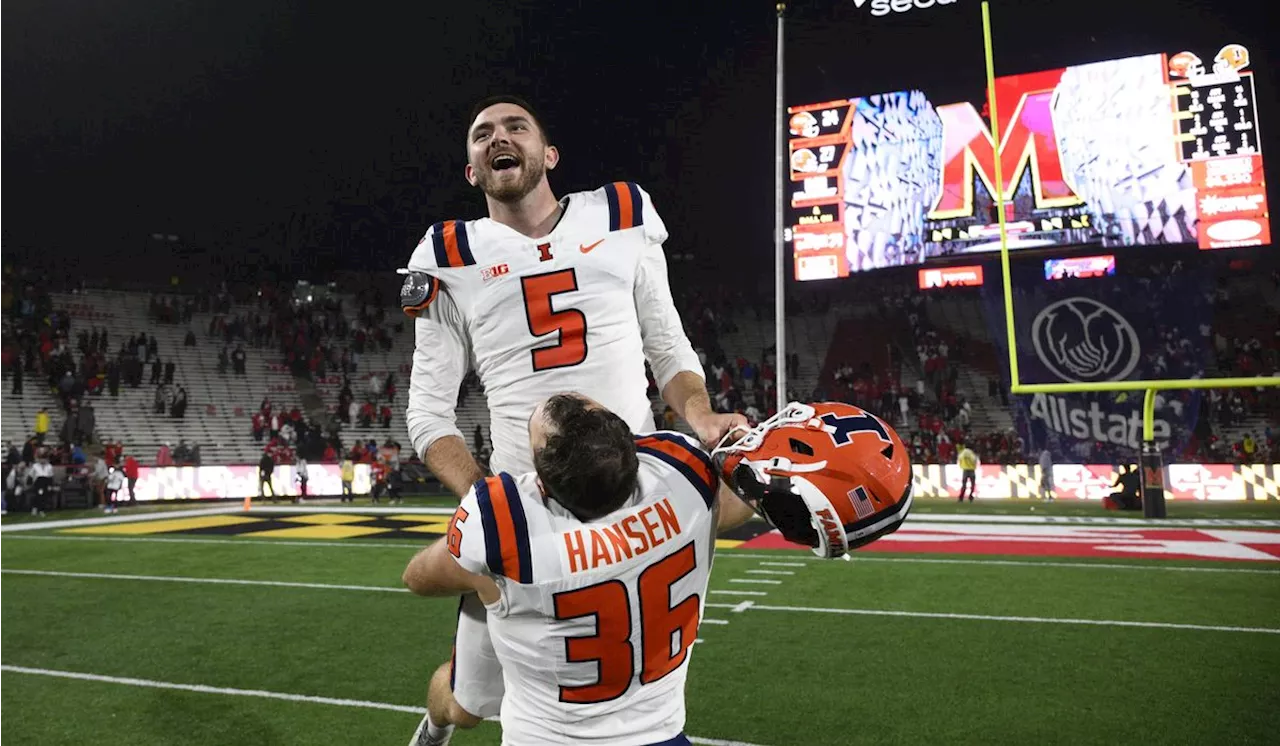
791, 478, 851, 560
709, 401, 851, 560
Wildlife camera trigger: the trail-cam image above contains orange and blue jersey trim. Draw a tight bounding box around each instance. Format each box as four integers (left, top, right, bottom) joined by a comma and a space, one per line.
605, 182, 644, 232
635, 433, 716, 509
474, 473, 533, 584
430, 220, 476, 268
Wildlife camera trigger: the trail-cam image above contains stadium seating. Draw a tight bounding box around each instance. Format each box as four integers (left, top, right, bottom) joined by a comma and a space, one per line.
1, 385, 63, 449
50, 290, 303, 464
308, 307, 491, 457
6, 268, 1266, 472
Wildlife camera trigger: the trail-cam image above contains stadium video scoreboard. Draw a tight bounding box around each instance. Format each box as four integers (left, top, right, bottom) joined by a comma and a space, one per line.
789, 44, 1271, 281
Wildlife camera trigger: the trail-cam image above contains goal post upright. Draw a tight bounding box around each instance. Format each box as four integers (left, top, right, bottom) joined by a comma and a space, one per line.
981, 2, 1020, 393
979, 2, 1279, 515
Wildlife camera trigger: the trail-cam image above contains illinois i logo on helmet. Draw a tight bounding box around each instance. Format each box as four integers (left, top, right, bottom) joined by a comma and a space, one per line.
712, 402, 912, 559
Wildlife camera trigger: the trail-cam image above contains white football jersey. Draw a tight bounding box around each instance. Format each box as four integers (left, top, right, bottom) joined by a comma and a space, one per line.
447, 431, 719, 746
403, 182, 703, 476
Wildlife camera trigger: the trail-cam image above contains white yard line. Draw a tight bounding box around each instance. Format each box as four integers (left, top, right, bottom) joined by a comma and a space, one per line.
700, 619, 730, 625
12, 535, 1276, 576
755, 561, 805, 567
715, 550, 1280, 575
1, 569, 407, 594
744, 569, 795, 576
0, 664, 421, 712
728, 578, 783, 585
10, 569, 1271, 635
710, 590, 768, 596
735, 604, 1280, 635
0, 665, 769, 746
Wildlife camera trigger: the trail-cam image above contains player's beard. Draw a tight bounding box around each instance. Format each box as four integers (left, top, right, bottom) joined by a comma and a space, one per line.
475, 150, 546, 203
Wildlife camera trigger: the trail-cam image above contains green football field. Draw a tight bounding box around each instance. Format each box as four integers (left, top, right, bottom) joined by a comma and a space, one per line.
3, 509, 1280, 745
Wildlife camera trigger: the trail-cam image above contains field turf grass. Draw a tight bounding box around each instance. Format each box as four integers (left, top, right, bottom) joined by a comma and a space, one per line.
2, 508, 1279, 744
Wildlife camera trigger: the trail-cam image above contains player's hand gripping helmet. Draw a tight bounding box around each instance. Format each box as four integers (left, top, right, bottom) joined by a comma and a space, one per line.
711, 402, 912, 559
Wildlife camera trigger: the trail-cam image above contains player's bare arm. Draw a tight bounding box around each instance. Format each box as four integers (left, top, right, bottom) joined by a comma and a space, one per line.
663, 370, 749, 447
714, 484, 757, 533
426, 437, 486, 499
403, 537, 499, 604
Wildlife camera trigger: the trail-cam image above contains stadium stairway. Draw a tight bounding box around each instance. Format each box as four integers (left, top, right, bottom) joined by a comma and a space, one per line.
1, 375, 66, 448
916, 293, 1013, 430
311, 306, 492, 458
820, 302, 904, 398
52, 290, 303, 464
714, 310, 834, 402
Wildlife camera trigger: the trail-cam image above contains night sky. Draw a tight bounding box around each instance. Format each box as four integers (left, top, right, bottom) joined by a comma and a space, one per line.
4, 0, 1273, 280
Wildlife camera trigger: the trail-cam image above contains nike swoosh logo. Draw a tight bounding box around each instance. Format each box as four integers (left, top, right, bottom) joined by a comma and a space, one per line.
579, 239, 605, 254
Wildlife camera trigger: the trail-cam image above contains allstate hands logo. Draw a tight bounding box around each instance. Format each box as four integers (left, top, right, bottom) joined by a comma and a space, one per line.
1031, 298, 1141, 382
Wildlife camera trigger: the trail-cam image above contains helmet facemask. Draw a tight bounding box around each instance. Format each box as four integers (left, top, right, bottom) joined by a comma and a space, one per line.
711, 403, 851, 558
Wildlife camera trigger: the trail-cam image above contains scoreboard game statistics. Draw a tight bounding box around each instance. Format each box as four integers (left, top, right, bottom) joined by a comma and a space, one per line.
788, 44, 1270, 280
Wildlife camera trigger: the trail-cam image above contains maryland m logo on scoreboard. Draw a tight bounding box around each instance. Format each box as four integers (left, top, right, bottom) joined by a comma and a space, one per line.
786, 44, 1270, 280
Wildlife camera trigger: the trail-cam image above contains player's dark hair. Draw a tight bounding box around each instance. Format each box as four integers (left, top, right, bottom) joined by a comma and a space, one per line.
467, 94, 550, 144
534, 394, 639, 521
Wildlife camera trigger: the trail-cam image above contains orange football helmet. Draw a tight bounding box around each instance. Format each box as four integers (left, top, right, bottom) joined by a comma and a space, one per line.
789, 111, 820, 138
1168, 51, 1204, 79
1215, 44, 1250, 73
712, 402, 912, 559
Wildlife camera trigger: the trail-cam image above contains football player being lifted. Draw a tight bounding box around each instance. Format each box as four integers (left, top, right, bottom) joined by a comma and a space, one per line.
400, 96, 754, 744
403, 395, 913, 745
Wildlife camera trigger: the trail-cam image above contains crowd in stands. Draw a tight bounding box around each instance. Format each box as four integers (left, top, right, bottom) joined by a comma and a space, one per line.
3, 431, 147, 516
4, 255, 1275, 518
665, 283, 808, 428
1178, 268, 1280, 464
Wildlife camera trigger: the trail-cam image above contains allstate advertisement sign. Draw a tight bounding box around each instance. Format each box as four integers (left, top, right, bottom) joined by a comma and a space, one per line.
982, 266, 1212, 461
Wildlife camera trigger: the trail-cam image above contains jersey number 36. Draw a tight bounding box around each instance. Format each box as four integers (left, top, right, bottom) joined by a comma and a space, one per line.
552, 542, 701, 704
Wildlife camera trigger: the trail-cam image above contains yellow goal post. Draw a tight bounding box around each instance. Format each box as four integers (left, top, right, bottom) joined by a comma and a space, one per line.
979, 1, 1279, 512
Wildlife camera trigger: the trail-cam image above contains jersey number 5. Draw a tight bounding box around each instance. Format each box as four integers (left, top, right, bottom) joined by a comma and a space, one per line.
521, 269, 588, 372
551, 542, 701, 704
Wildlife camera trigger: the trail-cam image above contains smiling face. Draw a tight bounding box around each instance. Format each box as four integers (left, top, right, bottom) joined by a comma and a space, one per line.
465, 102, 558, 203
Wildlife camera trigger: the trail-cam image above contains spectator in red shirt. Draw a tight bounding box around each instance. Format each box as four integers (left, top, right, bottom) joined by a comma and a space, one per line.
122, 454, 140, 503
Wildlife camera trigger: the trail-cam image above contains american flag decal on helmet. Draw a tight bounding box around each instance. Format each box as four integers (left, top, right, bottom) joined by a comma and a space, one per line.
849, 485, 875, 520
